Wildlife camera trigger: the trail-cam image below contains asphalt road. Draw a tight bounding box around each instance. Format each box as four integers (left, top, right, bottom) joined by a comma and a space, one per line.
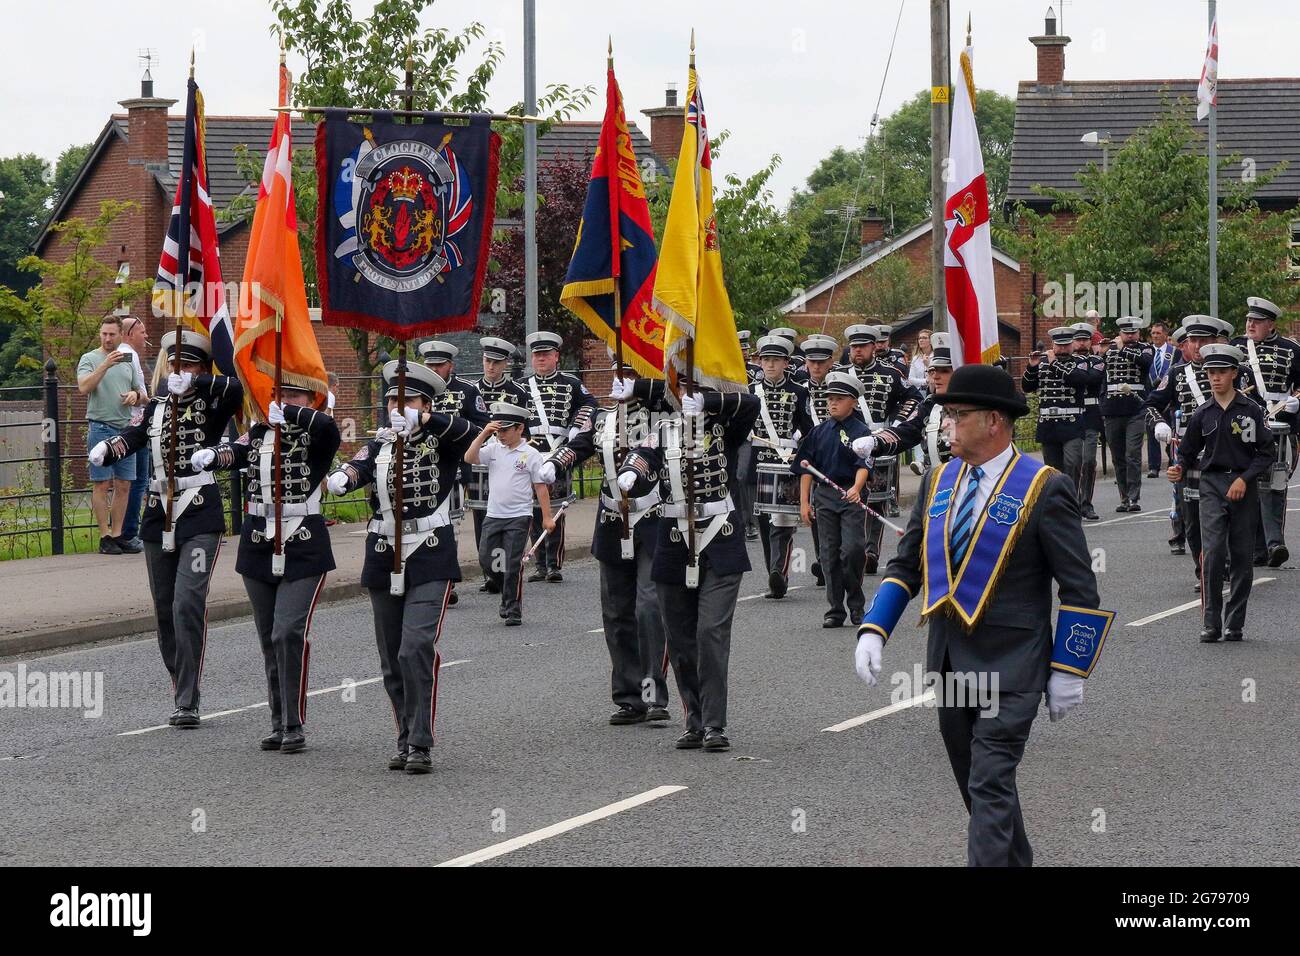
2, 475, 1296, 867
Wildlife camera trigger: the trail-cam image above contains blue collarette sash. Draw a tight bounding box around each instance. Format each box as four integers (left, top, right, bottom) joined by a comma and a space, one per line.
922, 450, 1052, 628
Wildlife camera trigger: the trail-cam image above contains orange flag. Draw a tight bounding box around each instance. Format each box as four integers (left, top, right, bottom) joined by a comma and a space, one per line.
235, 59, 327, 417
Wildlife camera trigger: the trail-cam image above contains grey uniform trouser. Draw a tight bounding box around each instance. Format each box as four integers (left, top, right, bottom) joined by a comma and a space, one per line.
1172, 477, 1203, 573
143, 532, 221, 710
1198, 472, 1258, 634
244, 573, 324, 732
479, 515, 532, 618
1104, 413, 1146, 503
600, 547, 669, 711
1256, 478, 1288, 555
657, 568, 743, 733
934, 673, 1040, 868
1078, 428, 1100, 507
369, 579, 451, 750
757, 513, 797, 580
1040, 438, 1082, 498
815, 484, 867, 623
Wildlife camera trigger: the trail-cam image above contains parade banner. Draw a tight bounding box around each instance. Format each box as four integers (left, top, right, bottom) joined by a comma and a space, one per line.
560, 62, 665, 378
314, 112, 501, 340
235, 60, 327, 415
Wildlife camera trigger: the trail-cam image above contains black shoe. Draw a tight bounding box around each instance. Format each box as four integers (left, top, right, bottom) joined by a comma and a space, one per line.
172, 707, 200, 728
115, 535, 143, 554
447, 587, 458, 606
609, 705, 647, 725
1224, 631, 1243, 642
811, 561, 824, 587
527, 569, 547, 583
1082, 506, 1100, 521
260, 731, 283, 751
279, 729, 305, 753
504, 615, 522, 626
1115, 503, 1129, 513
823, 616, 845, 628
498, 605, 509, 619
887, 502, 900, 518
99, 536, 123, 555
745, 527, 759, 541
1253, 553, 1268, 567
1170, 540, 1186, 554
1199, 629, 1222, 643
766, 569, 787, 599
387, 748, 408, 771
864, 552, 879, 575
1147, 470, 1159, 478
702, 728, 731, 752
1267, 544, 1289, 568
646, 706, 670, 722
675, 730, 703, 750
546, 570, 563, 583
1193, 581, 1201, 593
480, 578, 501, 594
404, 747, 433, 774
1127, 501, 1142, 512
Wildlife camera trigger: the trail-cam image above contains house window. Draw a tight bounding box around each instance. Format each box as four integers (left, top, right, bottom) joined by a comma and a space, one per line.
1289, 221, 1300, 277
115, 261, 130, 285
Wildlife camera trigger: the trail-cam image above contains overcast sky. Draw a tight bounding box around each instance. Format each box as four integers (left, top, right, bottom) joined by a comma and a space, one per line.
2, 0, 1296, 202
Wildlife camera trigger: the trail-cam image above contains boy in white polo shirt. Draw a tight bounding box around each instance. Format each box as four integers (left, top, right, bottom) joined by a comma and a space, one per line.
466, 402, 555, 625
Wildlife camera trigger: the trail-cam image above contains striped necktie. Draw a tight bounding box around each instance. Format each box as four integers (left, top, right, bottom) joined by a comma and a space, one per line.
949, 465, 985, 571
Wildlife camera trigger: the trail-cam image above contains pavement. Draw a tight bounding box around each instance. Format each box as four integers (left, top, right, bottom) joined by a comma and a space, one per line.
1, 463, 1295, 866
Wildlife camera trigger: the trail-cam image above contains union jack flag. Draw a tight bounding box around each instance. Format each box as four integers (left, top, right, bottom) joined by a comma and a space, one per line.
153, 76, 236, 375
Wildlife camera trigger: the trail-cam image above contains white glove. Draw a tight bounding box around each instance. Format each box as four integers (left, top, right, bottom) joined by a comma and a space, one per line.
167, 371, 193, 395
267, 401, 286, 426
326, 471, 350, 495
1046, 671, 1085, 722
1281, 395, 1299, 415
1154, 421, 1172, 444
326, 391, 336, 411
538, 462, 557, 484
617, 471, 637, 492
375, 426, 397, 443
610, 377, 634, 401
854, 632, 883, 687
389, 407, 420, 436
88, 441, 108, 466
792, 430, 802, 444
681, 392, 705, 417
852, 435, 877, 458
190, 448, 215, 471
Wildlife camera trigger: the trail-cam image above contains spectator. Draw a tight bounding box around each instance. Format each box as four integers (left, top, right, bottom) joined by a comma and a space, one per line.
908, 329, 933, 392
77, 316, 146, 554
1146, 321, 1175, 476
326, 370, 339, 417
117, 315, 152, 550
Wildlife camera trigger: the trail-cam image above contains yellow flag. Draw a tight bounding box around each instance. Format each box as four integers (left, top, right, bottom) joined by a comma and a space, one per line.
653, 63, 747, 400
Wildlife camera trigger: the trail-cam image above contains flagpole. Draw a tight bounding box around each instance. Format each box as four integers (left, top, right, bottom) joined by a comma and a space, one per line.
272, 41, 286, 575
683, 30, 698, 581
1207, 0, 1219, 317
391, 53, 416, 592
609, 37, 631, 540
930, 0, 949, 333
166, 49, 197, 550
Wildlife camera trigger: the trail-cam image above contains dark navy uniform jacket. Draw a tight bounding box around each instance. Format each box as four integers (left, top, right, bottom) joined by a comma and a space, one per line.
792, 414, 872, 489
1177, 392, 1274, 484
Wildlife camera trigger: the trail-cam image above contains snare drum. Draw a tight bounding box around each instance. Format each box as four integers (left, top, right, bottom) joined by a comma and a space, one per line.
464, 464, 490, 511
449, 482, 466, 521
1268, 420, 1295, 491
548, 470, 577, 508
866, 455, 898, 503
755, 460, 800, 515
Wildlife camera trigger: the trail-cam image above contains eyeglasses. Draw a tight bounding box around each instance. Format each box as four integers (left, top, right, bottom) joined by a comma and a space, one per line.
940, 408, 988, 427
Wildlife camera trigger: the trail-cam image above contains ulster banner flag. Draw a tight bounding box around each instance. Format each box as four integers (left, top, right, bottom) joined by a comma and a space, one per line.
234, 60, 328, 416
314, 113, 500, 340
943, 43, 1001, 367
560, 62, 665, 378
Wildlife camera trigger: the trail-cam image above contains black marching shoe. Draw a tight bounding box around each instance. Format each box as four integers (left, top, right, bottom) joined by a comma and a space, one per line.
1147, 470, 1159, 478
115, 535, 144, 554
1127, 501, 1142, 512
1081, 506, 1100, 521
260, 730, 284, 751
1170, 541, 1186, 555
674, 729, 703, 750
1199, 629, 1222, 643
99, 536, 123, 555
405, 747, 433, 774
811, 561, 825, 587
447, 587, 458, 606
172, 708, 200, 728
480, 579, 501, 594
645, 706, 670, 722
387, 747, 408, 771
745, 526, 759, 541
823, 616, 845, 628
527, 568, 547, 583
546, 569, 563, 583
280, 729, 306, 753
1193, 581, 1202, 593
1224, 631, 1244, 642
504, 615, 522, 626
702, 728, 731, 752
609, 705, 647, 726
864, 552, 879, 576
1267, 544, 1289, 568
765, 569, 787, 599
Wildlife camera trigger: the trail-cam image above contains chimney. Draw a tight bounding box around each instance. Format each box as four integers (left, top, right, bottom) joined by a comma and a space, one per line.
118, 80, 177, 341
1029, 5, 1071, 86
860, 207, 886, 252
641, 83, 685, 167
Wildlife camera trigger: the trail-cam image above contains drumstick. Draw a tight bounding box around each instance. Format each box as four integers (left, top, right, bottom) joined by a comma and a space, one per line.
800, 459, 905, 536
523, 500, 572, 563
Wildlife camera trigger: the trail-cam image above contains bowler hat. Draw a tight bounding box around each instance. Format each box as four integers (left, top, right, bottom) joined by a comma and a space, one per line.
934, 364, 1030, 418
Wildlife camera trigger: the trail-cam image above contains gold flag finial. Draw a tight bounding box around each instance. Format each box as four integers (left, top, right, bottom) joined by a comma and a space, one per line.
608, 35, 613, 68
690, 28, 696, 67
966, 13, 972, 46
189, 46, 195, 78
279, 34, 286, 65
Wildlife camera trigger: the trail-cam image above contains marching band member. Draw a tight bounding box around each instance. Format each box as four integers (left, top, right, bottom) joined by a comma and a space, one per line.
88, 330, 243, 728
1231, 297, 1300, 567
800, 333, 847, 586
325, 361, 478, 774
750, 334, 813, 600
769, 326, 806, 379
521, 330, 598, 582
869, 331, 955, 471
856, 364, 1110, 866
793, 372, 872, 628
197, 385, 339, 753
619, 374, 760, 752
1168, 345, 1275, 642
1071, 323, 1105, 520
1102, 317, 1155, 512
736, 329, 761, 541
1021, 327, 1090, 498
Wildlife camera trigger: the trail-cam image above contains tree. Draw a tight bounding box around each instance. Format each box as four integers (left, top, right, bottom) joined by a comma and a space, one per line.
51, 143, 92, 211
0, 153, 53, 294
789, 87, 1015, 282
839, 252, 929, 326
1006, 101, 1298, 331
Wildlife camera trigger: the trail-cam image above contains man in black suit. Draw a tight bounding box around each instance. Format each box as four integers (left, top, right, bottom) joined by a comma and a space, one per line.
854, 364, 1113, 866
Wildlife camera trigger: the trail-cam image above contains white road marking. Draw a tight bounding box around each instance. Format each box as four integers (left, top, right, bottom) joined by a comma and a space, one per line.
1087, 510, 1160, 528
738, 585, 805, 603
115, 660, 471, 736
434, 784, 688, 867
821, 689, 937, 732
1126, 579, 1275, 627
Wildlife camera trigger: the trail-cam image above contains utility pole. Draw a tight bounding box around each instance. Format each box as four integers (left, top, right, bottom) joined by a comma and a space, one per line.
523, 0, 539, 338
1207, 0, 1219, 317
930, 0, 950, 325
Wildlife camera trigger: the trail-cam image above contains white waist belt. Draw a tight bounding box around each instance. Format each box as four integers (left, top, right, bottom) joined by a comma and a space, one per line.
1106, 384, 1146, 395
661, 498, 732, 519
151, 472, 214, 493
1040, 407, 1082, 418
368, 511, 451, 538
600, 489, 661, 513
1083, 397, 1100, 406
247, 500, 321, 518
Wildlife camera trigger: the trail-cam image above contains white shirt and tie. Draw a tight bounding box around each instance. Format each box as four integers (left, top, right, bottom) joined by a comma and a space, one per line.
956, 442, 1016, 524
